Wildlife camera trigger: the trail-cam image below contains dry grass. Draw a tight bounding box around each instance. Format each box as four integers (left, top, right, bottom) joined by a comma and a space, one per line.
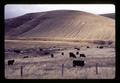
5, 41, 115, 79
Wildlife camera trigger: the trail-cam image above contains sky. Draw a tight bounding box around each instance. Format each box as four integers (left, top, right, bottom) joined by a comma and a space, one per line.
5, 4, 115, 19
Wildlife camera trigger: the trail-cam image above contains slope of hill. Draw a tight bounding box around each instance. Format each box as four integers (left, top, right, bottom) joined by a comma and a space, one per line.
5, 10, 115, 42
100, 13, 115, 19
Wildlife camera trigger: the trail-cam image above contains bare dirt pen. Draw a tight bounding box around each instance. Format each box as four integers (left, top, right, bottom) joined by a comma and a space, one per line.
5, 40, 115, 79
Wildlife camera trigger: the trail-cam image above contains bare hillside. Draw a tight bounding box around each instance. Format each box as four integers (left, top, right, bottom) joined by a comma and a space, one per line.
5, 10, 115, 42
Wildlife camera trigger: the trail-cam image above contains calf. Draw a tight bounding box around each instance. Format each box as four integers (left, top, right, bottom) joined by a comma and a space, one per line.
69, 52, 76, 58
51, 54, 54, 58
73, 60, 85, 67
80, 54, 86, 57
8, 60, 14, 65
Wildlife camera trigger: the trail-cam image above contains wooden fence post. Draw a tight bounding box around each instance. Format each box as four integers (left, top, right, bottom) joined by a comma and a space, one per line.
21, 66, 23, 77
61, 64, 64, 77
96, 63, 98, 74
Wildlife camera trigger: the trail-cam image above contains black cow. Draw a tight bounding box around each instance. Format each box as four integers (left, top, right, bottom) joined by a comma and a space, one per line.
74, 47, 80, 50
99, 46, 103, 49
23, 56, 29, 58
61, 52, 64, 55
8, 60, 14, 65
73, 60, 85, 67
39, 48, 43, 51
76, 52, 79, 55
86, 46, 90, 48
80, 54, 86, 57
44, 51, 50, 55
51, 54, 54, 58
13, 49, 21, 53
69, 52, 76, 58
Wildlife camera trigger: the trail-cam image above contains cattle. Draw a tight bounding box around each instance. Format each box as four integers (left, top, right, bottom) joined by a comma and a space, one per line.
86, 46, 90, 48
39, 48, 43, 51
69, 52, 76, 58
76, 52, 79, 55
53, 46, 56, 48
44, 52, 50, 55
51, 54, 54, 58
23, 56, 29, 58
61, 52, 64, 55
99, 46, 103, 49
74, 47, 80, 50
8, 60, 14, 65
80, 54, 86, 57
13, 49, 21, 53
73, 60, 85, 67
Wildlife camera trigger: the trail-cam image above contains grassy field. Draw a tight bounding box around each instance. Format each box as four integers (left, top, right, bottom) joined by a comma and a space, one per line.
5, 40, 115, 79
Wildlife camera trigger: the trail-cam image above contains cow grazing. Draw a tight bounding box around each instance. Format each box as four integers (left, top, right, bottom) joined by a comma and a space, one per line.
23, 56, 28, 58
74, 47, 80, 50
86, 46, 90, 48
76, 52, 79, 55
73, 60, 85, 67
69, 52, 76, 58
8, 60, 14, 65
44, 52, 50, 55
80, 54, 86, 57
61, 52, 64, 55
51, 54, 54, 58
99, 46, 103, 49
39, 48, 43, 51
13, 49, 21, 53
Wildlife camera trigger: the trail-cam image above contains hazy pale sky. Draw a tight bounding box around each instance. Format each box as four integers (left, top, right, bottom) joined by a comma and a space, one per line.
5, 4, 115, 19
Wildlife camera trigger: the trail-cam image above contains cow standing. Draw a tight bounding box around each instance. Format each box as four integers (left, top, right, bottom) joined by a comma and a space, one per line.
80, 54, 86, 57
69, 52, 76, 58
23, 56, 29, 58
73, 60, 85, 67
51, 54, 54, 58
13, 49, 21, 53
86, 46, 90, 48
61, 52, 64, 55
8, 60, 14, 65
99, 46, 103, 49
74, 47, 80, 50
76, 52, 79, 55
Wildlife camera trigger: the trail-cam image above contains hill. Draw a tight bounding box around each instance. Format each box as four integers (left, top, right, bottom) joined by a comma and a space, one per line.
100, 13, 115, 19
5, 10, 115, 42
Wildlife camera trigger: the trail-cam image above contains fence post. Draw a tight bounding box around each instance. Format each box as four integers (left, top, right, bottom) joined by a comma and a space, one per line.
61, 64, 64, 77
21, 66, 23, 77
96, 63, 98, 74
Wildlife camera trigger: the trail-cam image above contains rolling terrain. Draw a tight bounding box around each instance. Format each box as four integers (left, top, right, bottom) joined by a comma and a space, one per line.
100, 13, 115, 19
5, 10, 115, 42
5, 10, 115, 79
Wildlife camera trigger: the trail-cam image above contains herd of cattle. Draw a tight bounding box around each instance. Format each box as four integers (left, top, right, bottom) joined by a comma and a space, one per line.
6, 45, 104, 67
